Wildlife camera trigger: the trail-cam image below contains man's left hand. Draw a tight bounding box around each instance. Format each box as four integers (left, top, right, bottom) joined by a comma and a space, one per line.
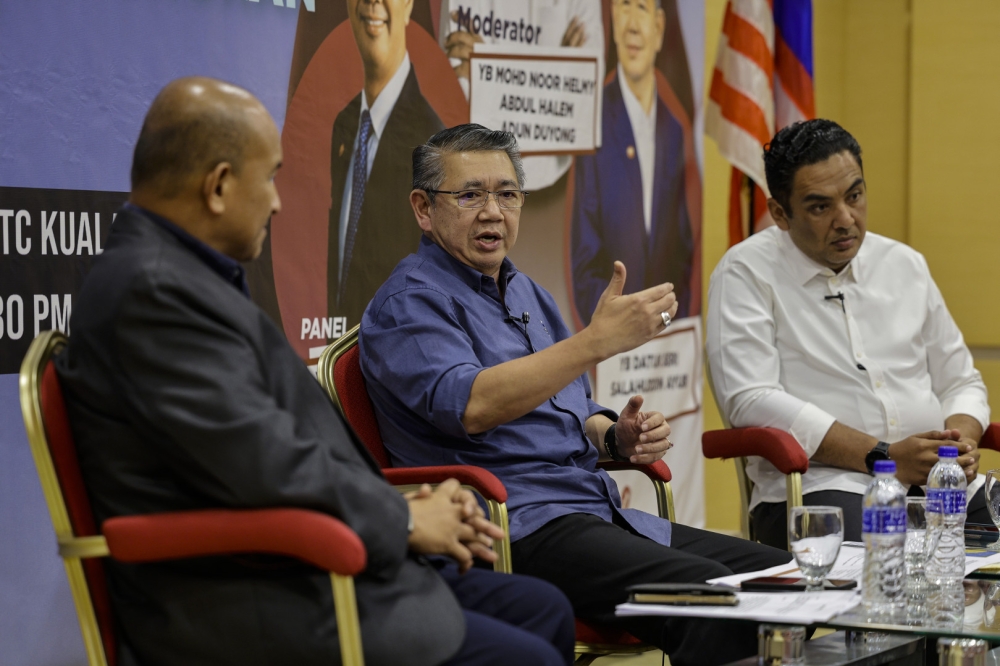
943, 428, 982, 481
615, 395, 672, 464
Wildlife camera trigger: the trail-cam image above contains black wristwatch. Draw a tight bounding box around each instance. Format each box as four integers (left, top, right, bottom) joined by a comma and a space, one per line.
864, 441, 892, 474
604, 424, 628, 462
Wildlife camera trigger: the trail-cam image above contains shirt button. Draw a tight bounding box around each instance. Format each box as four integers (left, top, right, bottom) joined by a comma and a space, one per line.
890, 419, 897, 426
856, 352, 862, 359
876, 381, 884, 388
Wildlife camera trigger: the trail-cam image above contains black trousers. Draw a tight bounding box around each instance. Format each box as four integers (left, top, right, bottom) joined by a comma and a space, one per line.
510, 513, 791, 666
752, 486, 991, 549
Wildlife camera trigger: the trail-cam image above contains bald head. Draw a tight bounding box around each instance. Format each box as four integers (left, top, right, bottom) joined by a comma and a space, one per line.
129, 77, 283, 262
131, 77, 267, 197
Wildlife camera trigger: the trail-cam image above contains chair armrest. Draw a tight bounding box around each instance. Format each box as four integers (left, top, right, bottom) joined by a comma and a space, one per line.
597, 459, 672, 483
980, 423, 1000, 452
383, 465, 507, 503
702, 427, 809, 475
103, 508, 366, 576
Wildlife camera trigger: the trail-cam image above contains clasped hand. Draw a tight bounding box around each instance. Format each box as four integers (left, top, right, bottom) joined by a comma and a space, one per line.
405, 478, 504, 573
615, 395, 672, 464
888, 429, 979, 486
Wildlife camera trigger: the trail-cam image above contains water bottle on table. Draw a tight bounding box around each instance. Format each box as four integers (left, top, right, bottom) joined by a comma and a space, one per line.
926, 445, 967, 626
862, 459, 907, 622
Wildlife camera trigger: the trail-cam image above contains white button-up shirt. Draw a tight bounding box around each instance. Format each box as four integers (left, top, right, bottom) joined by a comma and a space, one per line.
617, 63, 657, 237
707, 226, 989, 508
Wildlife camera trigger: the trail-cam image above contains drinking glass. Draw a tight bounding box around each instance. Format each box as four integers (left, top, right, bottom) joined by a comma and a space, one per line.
985, 470, 1000, 551
788, 506, 844, 592
905, 497, 931, 623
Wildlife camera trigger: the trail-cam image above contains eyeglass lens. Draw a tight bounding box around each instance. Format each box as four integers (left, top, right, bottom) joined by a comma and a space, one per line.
456, 190, 525, 209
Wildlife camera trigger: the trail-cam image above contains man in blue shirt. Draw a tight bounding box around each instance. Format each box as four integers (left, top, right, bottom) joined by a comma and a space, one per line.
361, 124, 791, 666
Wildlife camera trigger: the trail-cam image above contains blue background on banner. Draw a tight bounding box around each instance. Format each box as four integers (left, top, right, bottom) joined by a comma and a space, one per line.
0, 2, 297, 662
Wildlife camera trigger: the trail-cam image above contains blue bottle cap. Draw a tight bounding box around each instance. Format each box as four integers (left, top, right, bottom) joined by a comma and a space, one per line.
873, 460, 896, 473
938, 446, 958, 458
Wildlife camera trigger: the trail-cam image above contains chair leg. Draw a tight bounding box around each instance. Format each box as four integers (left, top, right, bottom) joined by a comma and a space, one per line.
574, 654, 600, 665
486, 500, 512, 574
330, 573, 365, 666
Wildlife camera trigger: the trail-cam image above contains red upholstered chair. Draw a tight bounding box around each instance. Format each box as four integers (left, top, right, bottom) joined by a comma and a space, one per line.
20, 331, 368, 666
704, 362, 1000, 546
318, 325, 675, 664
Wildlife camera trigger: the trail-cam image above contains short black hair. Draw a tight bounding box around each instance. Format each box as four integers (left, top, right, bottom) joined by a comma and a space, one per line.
130, 104, 248, 197
763, 119, 863, 214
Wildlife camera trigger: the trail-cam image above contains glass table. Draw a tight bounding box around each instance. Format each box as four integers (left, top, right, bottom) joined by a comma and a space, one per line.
822, 578, 1000, 644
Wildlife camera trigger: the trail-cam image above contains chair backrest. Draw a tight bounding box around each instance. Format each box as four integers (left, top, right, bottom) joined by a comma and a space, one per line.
317, 325, 392, 469
20, 330, 117, 666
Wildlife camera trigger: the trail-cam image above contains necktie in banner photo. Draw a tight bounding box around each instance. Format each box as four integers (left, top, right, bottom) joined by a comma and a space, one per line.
340, 108, 373, 305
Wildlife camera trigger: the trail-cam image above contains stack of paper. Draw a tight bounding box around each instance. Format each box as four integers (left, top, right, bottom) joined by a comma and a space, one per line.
706, 542, 1000, 591
616, 590, 861, 623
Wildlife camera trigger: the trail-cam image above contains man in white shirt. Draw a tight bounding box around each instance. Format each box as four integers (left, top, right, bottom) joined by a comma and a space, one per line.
327, 0, 445, 328
707, 119, 990, 547
570, 0, 693, 325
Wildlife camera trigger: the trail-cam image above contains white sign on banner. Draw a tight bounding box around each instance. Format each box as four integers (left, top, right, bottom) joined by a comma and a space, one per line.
596, 317, 705, 528
469, 45, 601, 155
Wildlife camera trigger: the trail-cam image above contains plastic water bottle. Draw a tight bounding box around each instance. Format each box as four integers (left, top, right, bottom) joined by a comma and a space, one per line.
926, 445, 967, 626
862, 460, 907, 621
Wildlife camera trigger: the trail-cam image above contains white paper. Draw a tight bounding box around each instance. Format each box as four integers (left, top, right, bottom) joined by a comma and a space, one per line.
709, 540, 1000, 590
616, 591, 861, 624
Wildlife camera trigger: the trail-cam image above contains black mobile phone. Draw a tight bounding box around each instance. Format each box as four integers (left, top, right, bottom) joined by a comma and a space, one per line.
740, 576, 857, 592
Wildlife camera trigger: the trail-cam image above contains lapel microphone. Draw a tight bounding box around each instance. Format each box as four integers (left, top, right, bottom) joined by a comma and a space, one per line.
506, 312, 530, 325
824, 292, 845, 311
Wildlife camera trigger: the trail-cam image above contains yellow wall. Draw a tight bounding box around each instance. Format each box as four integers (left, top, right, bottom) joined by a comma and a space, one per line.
703, 0, 1000, 531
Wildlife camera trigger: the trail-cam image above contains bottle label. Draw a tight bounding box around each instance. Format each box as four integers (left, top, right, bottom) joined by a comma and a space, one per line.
927, 488, 966, 515
862, 506, 906, 533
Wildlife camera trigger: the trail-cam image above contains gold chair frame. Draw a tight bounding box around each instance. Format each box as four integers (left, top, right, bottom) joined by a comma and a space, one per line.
319, 325, 515, 574
21, 330, 365, 666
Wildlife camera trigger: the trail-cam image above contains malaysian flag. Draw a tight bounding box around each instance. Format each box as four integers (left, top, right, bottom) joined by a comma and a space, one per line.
706, 0, 814, 246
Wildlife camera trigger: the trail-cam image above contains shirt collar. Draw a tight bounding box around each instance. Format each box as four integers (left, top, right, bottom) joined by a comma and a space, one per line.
776, 227, 865, 287
617, 63, 657, 125
126, 202, 250, 297
361, 52, 411, 143
417, 235, 519, 293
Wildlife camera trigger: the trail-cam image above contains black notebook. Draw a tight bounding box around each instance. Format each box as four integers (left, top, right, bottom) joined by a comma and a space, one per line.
626, 583, 739, 606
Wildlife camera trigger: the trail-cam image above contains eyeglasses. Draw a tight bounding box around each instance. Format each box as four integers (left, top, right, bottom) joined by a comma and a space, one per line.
427, 189, 529, 209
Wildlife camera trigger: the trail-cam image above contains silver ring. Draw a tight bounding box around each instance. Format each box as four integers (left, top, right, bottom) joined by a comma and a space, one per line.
660, 311, 672, 327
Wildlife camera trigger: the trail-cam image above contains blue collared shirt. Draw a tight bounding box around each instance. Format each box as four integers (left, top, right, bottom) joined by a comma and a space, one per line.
126, 203, 250, 297
360, 236, 672, 545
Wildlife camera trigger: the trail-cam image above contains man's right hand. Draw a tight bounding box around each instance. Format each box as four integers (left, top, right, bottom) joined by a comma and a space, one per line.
406, 478, 503, 572
444, 19, 484, 80
584, 261, 678, 359
888, 429, 961, 485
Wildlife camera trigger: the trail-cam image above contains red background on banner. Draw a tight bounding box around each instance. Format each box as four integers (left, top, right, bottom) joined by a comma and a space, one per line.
272, 21, 467, 358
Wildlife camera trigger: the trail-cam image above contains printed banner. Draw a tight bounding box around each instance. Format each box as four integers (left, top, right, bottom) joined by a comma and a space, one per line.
0, 187, 126, 373
470, 46, 601, 154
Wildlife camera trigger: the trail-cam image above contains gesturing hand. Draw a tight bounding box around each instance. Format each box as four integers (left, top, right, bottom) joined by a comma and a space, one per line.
614, 395, 672, 464
586, 262, 678, 360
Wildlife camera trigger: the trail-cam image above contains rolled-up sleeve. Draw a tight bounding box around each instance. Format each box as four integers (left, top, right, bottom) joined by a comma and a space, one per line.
707, 258, 835, 457
361, 287, 485, 440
